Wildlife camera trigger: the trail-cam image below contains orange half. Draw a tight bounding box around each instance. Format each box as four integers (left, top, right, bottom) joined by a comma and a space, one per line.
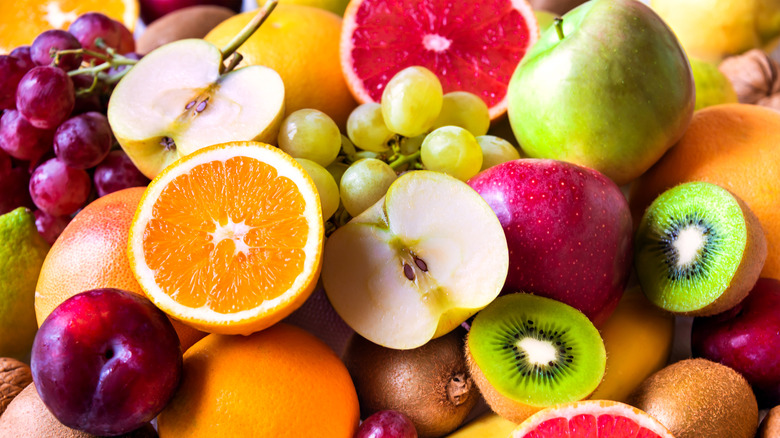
128, 141, 323, 335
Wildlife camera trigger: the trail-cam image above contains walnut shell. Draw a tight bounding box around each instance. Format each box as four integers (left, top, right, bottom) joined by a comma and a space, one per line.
0, 357, 32, 415
719, 49, 780, 104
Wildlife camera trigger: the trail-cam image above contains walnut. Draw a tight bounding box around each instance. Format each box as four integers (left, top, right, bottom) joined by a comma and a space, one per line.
719, 49, 780, 104
0, 357, 33, 415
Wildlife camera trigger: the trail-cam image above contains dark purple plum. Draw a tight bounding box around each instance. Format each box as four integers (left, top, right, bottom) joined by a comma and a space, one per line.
31, 288, 182, 436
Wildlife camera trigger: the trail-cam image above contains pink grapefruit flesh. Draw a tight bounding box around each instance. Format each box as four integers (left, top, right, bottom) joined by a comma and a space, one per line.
511, 400, 675, 438
340, 0, 539, 119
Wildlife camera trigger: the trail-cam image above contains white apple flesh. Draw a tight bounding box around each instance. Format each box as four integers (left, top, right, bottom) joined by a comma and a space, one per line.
107, 39, 285, 178
322, 171, 509, 349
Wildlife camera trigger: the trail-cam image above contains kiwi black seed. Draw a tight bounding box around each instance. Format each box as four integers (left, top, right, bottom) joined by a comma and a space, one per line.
465, 293, 606, 424
634, 181, 767, 316
342, 327, 477, 438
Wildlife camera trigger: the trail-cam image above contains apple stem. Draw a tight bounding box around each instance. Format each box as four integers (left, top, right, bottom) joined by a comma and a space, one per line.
223, 53, 244, 74
219, 0, 279, 66
554, 17, 565, 40
388, 151, 421, 170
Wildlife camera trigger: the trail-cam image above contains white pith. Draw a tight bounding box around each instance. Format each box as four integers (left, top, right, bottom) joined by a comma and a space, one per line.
518, 338, 557, 366
209, 218, 252, 257
129, 144, 322, 328
673, 224, 706, 267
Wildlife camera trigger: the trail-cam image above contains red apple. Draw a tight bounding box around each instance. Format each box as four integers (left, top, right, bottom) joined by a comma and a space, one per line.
139, 0, 242, 23
692, 278, 780, 408
467, 159, 633, 326
31, 288, 182, 436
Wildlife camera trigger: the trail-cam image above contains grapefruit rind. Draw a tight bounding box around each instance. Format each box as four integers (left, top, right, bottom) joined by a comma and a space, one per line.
128, 141, 323, 335
510, 400, 675, 437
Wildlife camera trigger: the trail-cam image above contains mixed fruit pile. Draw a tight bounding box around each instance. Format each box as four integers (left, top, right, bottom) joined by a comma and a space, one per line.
0, 0, 779, 436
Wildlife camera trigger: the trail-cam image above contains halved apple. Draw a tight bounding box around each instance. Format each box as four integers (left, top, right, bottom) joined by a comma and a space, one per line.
322, 171, 509, 349
107, 39, 285, 179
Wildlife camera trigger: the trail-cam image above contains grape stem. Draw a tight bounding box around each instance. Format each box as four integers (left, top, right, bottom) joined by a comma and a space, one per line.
66, 52, 137, 77
389, 151, 421, 170
219, 0, 279, 67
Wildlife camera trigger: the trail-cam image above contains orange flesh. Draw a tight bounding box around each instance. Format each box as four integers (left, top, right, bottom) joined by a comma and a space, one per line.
142, 156, 309, 314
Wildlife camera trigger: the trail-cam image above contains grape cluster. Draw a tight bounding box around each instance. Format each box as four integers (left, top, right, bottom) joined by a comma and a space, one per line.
0, 13, 149, 244
278, 66, 521, 232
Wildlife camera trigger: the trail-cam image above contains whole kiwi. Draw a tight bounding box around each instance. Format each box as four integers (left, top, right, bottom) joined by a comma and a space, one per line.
758, 406, 780, 438
343, 328, 477, 438
0, 384, 158, 438
136, 5, 236, 54
627, 358, 758, 438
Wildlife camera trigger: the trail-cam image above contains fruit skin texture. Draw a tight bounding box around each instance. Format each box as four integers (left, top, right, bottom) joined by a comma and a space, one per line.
468, 159, 633, 327
157, 323, 359, 437
136, 5, 236, 54
627, 358, 758, 438
34, 188, 205, 351
205, 5, 356, 129
138, 0, 241, 24
0, 207, 49, 361
758, 406, 780, 438
691, 278, 780, 407
650, 0, 780, 61
343, 329, 477, 438
507, 0, 694, 186
31, 289, 182, 436
690, 57, 739, 110
589, 286, 675, 403
629, 104, 780, 280
0, 383, 159, 438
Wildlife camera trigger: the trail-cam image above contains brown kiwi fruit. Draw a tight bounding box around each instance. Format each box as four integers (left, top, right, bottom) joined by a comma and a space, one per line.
0, 383, 158, 438
342, 327, 477, 438
627, 358, 758, 438
136, 5, 236, 54
758, 406, 780, 438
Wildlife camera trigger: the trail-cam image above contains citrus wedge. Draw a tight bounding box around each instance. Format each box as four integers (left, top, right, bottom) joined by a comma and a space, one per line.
128, 141, 323, 335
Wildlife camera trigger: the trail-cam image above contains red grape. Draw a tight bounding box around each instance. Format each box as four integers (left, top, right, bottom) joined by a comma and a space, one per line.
34, 209, 72, 245
68, 13, 123, 61
54, 112, 112, 169
0, 148, 10, 173
0, 110, 54, 161
355, 411, 418, 438
16, 66, 76, 130
71, 74, 107, 115
0, 55, 31, 110
29, 158, 91, 216
93, 150, 150, 197
113, 20, 136, 54
31, 30, 83, 71
9, 46, 35, 71
0, 167, 35, 215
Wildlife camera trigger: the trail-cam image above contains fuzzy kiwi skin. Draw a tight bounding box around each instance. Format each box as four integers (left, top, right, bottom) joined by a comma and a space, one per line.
627, 358, 758, 438
136, 6, 236, 54
342, 328, 477, 438
0, 384, 157, 438
758, 406, 780, 438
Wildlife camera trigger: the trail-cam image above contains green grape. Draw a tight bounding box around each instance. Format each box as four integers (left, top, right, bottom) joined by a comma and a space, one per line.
347, 103, 393, 152
295, 158, 340, 220
381, 66, 443, 137
400, 135, 425, 156
326, 161, 349, 186
278, 109, 341, 167
339, 158, 397, 217
477, 135, 521, 171
340, 134, 357, 158
430, 91, 490, 136
421, 126, 483, 181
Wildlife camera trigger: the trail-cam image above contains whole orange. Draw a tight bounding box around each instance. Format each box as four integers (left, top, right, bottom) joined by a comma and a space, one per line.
630, 104, 780, 279
35, 188, 205, 351
205, 4, 357, 129
157, 323, 360, 437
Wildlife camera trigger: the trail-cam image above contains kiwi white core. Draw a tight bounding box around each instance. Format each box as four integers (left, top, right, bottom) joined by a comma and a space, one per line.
673, 225, 706, 267
517, 338, 557, 366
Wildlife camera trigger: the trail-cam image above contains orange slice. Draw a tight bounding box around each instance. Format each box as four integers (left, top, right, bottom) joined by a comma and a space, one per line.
0, 0, 138, 54
128, 141, 323, 335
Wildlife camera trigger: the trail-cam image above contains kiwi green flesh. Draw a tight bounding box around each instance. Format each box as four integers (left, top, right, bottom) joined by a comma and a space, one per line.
467, 293, 606, 407
635, 182, 747, 313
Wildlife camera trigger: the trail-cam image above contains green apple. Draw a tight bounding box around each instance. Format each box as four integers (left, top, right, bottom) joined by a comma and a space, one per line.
534, 10, 557, 34
507, 0, 694, 186
321, 171, 508, 350
690, 57, 739, 110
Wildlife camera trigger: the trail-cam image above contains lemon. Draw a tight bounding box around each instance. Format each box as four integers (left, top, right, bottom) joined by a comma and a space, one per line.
690, 58, 739, 110
0, 208, 50, 361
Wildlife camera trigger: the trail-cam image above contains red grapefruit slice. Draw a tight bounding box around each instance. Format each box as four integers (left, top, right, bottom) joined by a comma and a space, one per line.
511, 400, 675, 438
340, 0, 539, 120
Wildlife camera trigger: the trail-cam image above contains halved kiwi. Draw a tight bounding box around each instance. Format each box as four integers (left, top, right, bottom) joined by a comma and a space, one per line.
465, 293, 606, 423
634, 181, 767, 316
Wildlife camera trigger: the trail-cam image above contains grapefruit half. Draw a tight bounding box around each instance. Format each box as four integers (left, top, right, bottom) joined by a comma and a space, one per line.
511, 400, 675, 438
340, 0, 539, 120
